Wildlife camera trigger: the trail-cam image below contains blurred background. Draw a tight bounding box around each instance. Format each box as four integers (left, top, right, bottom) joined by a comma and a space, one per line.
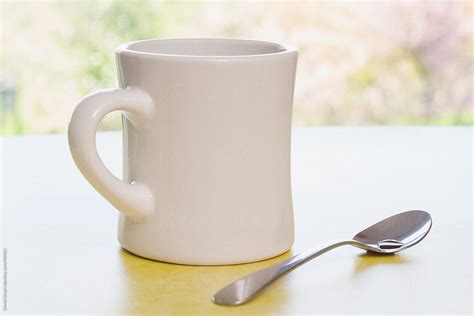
1, 0, 472, 135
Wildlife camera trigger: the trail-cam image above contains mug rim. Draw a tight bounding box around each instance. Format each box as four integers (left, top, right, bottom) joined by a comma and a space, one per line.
116, 38, 297, 60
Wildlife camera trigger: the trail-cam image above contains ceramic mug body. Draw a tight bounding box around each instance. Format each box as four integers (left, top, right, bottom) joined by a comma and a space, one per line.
68, 38, 298, 265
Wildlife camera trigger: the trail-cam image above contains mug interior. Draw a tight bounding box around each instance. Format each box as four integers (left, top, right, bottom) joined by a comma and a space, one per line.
119, 38, 289, 57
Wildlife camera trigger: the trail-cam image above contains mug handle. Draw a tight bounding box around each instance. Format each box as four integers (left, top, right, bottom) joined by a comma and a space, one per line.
68, 88, 154, 221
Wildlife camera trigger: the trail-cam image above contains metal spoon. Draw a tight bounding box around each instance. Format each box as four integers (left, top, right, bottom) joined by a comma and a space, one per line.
212, 210, 432, 306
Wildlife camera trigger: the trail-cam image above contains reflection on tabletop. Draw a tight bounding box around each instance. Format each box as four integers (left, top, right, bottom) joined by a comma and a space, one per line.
353, 252, 410, 275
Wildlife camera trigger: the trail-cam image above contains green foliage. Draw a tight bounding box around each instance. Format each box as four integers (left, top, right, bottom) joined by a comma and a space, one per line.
59, 1, 166, 93
55, 0, 201, 130
0, 110, 24, 135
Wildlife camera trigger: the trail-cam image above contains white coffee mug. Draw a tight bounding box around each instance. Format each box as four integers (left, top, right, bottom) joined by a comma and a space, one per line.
68, 38, 298, 265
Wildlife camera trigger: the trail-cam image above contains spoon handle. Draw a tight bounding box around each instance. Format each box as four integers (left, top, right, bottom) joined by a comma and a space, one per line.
212, 240, 358, 306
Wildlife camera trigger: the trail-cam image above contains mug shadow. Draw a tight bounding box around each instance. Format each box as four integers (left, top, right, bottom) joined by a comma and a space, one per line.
353, 251, 410, 275
117, 247, 294, 314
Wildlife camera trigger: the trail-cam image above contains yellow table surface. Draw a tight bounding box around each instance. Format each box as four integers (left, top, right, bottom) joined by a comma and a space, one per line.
1, 127, 472, 314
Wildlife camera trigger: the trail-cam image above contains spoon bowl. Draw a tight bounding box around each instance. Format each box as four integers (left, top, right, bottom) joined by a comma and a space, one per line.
352, 210, 432, 253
